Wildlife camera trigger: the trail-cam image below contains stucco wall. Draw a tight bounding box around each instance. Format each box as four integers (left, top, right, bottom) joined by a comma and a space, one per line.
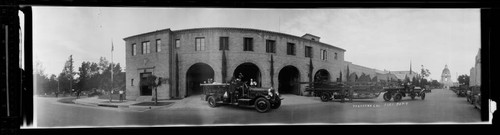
125, 28, 349, 99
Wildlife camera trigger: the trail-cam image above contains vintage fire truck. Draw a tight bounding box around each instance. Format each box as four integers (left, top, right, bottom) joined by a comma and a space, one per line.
382, 84, 426, 102
200, 81, 282, 113
304, 82, 385, 102
305, 81, 426, 102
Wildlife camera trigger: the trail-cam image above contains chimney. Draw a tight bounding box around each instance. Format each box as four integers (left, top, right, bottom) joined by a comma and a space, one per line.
302, 33, 320, 42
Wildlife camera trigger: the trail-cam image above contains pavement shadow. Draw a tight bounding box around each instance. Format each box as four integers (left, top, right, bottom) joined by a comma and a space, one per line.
57, 98, 76, 104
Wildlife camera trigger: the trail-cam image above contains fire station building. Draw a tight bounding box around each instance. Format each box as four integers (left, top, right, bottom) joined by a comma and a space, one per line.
124, 27, 377, 101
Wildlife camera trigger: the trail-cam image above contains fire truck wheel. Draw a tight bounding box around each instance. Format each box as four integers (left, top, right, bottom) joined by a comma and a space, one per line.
383, 92, 392, 101
393, 93, 402, 102
255, 97, 271, 113
207, 96, 218, 108
320, 93, 330, 102
271, 99, 281, 109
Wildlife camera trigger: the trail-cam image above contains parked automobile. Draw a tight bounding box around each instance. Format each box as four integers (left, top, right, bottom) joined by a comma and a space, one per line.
473, 93, 481, 110
456, 85, 468, 97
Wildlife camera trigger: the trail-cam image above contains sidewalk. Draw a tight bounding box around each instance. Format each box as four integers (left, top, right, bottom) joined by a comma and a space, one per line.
74, 96, 174, 109
73, 94, 324, 110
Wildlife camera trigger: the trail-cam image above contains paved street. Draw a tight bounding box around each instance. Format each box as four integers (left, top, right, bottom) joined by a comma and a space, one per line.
35, 89, 482, 127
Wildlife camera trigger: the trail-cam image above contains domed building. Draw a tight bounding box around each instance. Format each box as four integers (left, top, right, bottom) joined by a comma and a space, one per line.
441, 64, 454, 89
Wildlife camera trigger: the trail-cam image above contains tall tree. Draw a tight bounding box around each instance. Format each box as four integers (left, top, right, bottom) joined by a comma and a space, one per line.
89, 62, 100, 91
457, 74, 470, 86
62, 55, 76, 94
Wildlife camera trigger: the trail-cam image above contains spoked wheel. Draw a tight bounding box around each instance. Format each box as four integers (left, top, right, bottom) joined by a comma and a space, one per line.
383, 92, 392, 101
421, 93, 426, 100
320, 93, 330, 102
255, 97, 271, 113
207, 96, 218, 108
393, 93, 402, 102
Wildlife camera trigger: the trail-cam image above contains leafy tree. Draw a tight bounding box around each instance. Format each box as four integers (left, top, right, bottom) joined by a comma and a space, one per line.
457, 74, 470, 86
89, 62, 100, 91
430, 80, 441, 88
48, 74, 58, 94
371, 76, 378, 82
419, 65, 431, 87
35, 61, 48, 95
141, 74, 162, 105
99, 64, 113, 102
112, 63, 126, 91
420, 65, 431, 78
57, 72, 69, 94
411, 76, 419, 86
420, 78, 428, 88
76, 61, 91, 98
98, 57, 109, 74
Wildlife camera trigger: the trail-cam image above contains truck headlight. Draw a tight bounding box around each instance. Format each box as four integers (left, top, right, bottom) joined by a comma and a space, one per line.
268, 89, 273, 97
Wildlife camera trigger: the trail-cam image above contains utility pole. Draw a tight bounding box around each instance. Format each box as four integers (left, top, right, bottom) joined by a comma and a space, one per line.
110, 40, 114, 102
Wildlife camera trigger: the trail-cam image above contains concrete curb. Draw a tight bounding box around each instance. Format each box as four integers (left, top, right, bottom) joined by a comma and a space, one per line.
73, 100, 99, 107
74, 98, 176, 110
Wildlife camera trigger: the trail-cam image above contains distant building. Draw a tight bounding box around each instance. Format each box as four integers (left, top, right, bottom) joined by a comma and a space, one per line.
376, 62, 418, 83
470, 48, 481, 86
440, 65, 454, 89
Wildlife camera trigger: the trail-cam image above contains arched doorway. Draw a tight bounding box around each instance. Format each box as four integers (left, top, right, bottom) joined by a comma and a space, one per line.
278, 66, 300, 95
314, 69, 330, 83
186, 63, 214, 97
233, 63, 261, 87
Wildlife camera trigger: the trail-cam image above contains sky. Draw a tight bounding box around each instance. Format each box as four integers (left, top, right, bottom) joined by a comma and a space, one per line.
31, 7, 481, 81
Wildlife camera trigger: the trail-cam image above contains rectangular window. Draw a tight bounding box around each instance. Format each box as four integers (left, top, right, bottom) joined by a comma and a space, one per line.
132, 44, 136, 56
156, 39, 161, 52
195, 37, 205, 51
131, 79, 134, 86
219, 37, 229, 50
266, 40, 276, 53
305, 46, 313, 58
243, 38, 253, 51
175, 39, 180, 48
320, 49, 328, 60
334, 52, 338, 60
141, 42, 145, 54
287, 42, 296, 55
142, 41, 150, 54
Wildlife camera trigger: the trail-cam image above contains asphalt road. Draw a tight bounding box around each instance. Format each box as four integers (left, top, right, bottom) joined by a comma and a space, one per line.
34, 89, 482, 127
